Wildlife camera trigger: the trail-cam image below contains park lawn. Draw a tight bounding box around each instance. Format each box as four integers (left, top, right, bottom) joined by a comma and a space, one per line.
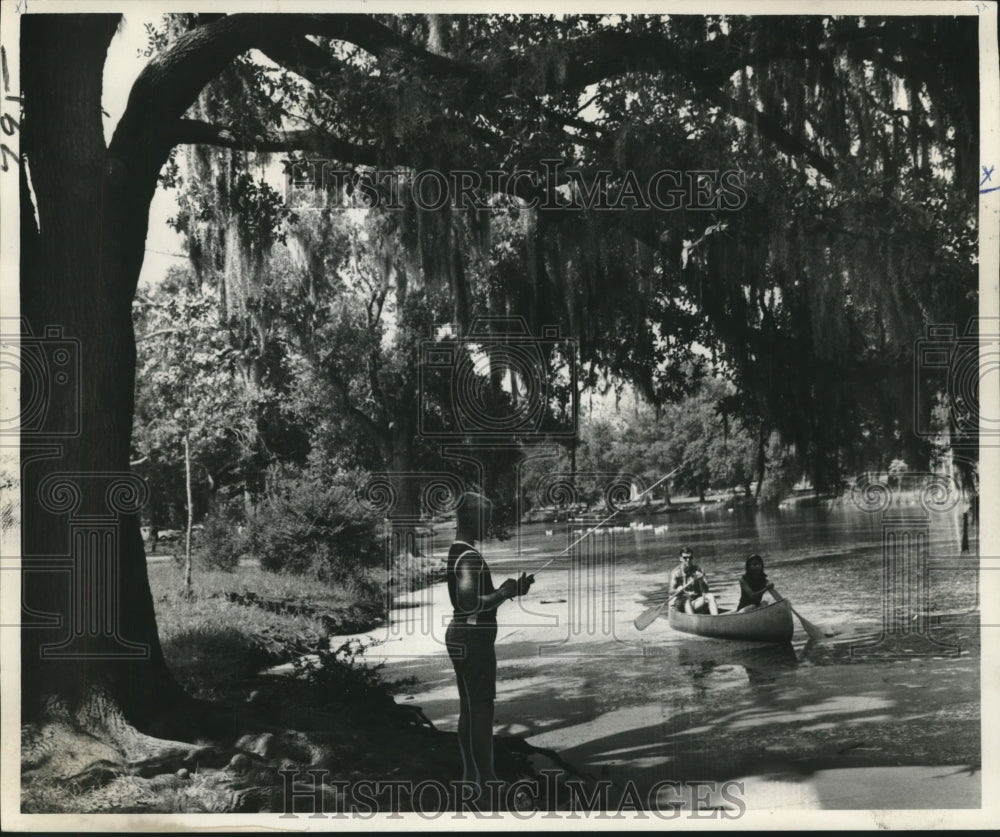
148, 561, 385, 704
22, 557, 539, 815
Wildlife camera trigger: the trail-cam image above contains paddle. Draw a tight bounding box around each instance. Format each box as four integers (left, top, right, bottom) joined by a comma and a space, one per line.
767, 586, 835, 640
634, 577, 697, 631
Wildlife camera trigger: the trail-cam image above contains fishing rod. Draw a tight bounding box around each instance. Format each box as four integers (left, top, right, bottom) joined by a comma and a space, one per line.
527, 465, 682, 577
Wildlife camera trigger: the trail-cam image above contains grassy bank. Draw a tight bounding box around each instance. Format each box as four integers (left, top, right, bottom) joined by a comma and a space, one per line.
149, 561, 386, 703
23, 557, 550, 814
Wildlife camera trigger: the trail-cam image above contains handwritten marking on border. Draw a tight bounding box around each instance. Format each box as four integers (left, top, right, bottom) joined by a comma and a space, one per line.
0, 46, 18, 173
982, 164, 998, 195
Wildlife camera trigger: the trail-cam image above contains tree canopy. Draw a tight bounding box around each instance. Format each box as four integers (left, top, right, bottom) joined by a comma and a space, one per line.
139, 12, 978, 490
18, 10, 980, 734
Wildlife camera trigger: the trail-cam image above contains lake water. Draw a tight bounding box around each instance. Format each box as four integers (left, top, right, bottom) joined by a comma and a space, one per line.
419, 501, 978, 651
373, 501, 980, 807
516, 501, 980, 639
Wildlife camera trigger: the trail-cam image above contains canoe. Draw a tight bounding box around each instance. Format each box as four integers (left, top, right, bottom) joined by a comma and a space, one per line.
667, 599, 794, 642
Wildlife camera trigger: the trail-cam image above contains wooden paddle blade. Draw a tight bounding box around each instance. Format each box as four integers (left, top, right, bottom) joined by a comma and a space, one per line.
635, 580, 697, 630
634, 602, 666, 631
769, 586, 834, 641
792, 607, 834, 641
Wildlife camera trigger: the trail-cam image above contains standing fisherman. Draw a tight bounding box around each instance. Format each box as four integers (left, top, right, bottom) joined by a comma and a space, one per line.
445, 492, 533, 794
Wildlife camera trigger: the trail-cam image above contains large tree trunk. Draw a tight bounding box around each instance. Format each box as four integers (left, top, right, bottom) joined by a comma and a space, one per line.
385, 414, 424, 558
389, 416, 419, 518
20, 14, 190, 735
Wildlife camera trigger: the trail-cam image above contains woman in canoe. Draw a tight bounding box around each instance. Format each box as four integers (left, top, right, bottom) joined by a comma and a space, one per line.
737, 553, 775, 611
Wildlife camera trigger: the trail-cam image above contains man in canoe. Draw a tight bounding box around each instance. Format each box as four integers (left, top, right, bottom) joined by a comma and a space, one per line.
737, 553, 775, 611
669, 547, 719, 614
445, 491, 534, 795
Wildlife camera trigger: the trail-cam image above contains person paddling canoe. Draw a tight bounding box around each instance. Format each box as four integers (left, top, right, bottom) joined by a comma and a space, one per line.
737, 553, 775, 611
668, 547, 718, 615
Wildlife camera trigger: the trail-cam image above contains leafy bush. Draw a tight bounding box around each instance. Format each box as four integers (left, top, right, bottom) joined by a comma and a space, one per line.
290, 637, 412, 712
196, 513, 247, 572
247, 467, 384, 580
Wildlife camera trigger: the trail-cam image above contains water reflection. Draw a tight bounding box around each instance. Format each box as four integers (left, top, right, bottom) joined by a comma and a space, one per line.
673, 639, 800, 694
442, 504, 977, 709
603, 503, 976, 642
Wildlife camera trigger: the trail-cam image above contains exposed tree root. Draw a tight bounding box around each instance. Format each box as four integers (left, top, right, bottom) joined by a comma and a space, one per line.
497, 735, 597, 783
21, 684, 591, 815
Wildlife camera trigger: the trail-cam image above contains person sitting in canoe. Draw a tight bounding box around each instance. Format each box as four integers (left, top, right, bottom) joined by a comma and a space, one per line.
737, 553, 775, 611
669, 547, 719, 615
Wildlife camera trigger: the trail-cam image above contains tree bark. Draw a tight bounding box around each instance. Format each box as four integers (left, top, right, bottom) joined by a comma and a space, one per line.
389, 424, 419, 521
20, 14, 189, 732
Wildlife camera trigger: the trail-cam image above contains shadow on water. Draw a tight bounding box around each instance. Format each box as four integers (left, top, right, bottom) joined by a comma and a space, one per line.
394, 508, 979, 803
527, 629, 979, 796
672, 639, 800, 692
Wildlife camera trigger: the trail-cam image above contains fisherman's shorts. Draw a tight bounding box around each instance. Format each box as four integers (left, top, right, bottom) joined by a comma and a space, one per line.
445, 619, 498, 702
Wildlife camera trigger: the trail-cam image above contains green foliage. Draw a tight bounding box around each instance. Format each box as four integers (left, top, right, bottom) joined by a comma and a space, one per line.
148, 562, 382, 703
196, 513, 247, 572
575, 376, 761, 501
160, 625, 273, 701
247, 466, 384, 580
148, 12, 977, 512
132, 271, 272, 528
289, 637, 405, 712
706, 422, 758, 496
230, 171, 296, 247
134, 275, 239, 458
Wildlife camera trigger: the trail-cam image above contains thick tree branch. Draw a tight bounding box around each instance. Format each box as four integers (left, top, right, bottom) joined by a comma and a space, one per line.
111, 14, 470, 160
256, 33, 349, 91
695, 86, 836, 179
170, 119, 379, 164
111, 13, 927, 192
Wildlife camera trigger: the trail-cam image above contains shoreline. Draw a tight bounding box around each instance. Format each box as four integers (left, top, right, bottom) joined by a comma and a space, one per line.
343, 546, 982, 813
520, 483, 977, 525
